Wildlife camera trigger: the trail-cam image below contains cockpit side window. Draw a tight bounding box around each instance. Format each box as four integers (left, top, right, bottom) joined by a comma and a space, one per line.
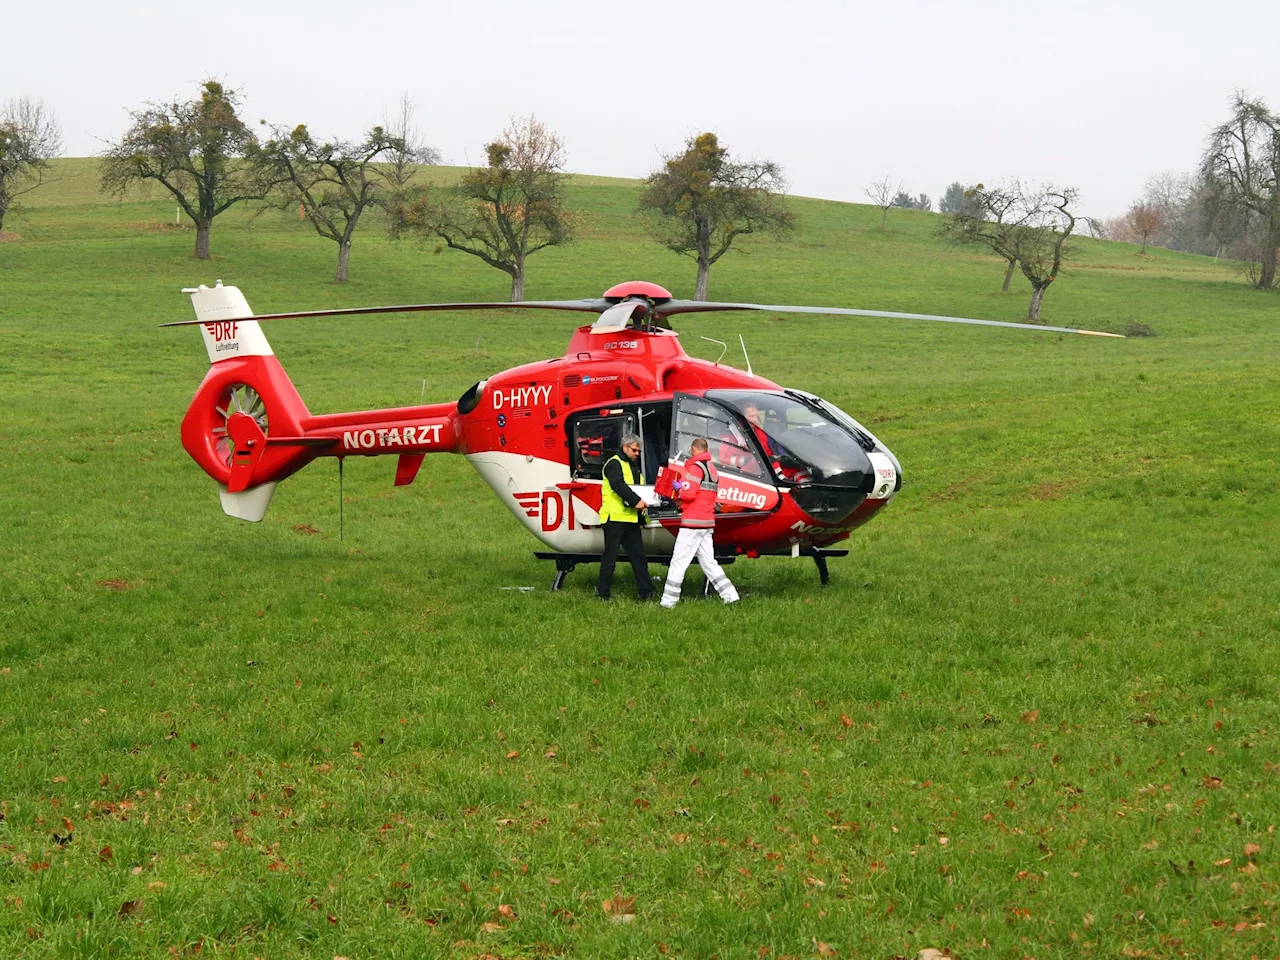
671, 396, 768, 480
706, 390, 876, 487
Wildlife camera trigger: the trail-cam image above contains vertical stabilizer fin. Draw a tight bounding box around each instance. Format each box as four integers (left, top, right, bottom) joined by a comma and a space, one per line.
218, 482, 278, 522
183, 281, 274, 364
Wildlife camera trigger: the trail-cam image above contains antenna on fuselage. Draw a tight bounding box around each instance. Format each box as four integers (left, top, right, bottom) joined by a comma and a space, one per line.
701, 337, 728, 365
739, 334, 753, 376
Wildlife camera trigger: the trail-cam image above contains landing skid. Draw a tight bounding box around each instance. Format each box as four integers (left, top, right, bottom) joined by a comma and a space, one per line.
534, 549, 847, 591
805, 547, 831, 586
535, 552, 736, 592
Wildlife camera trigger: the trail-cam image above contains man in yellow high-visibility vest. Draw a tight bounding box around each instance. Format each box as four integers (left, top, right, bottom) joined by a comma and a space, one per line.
597, 433, 655, 601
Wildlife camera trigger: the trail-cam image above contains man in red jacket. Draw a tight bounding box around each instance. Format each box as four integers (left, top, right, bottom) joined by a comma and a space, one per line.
660, 438, 741, 608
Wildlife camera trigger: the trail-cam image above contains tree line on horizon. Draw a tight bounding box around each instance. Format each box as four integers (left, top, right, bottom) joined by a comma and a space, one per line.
2, 83, 1277, 311
1097, 94, 1280, 291
1, 81, 795, 300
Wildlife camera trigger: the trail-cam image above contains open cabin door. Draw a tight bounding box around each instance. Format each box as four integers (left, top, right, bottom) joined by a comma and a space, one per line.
665, 392, 782, 520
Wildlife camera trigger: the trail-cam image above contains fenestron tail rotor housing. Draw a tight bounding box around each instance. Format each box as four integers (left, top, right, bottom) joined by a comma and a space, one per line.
211, 383, 269, 467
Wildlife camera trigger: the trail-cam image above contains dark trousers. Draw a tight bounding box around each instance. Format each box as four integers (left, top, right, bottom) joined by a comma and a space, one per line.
598, 521, 652, 599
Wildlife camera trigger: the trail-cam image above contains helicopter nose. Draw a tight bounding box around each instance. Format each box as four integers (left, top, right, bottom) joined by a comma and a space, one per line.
871, 445, 902, 499
789, 449, 876, 523
867, 449, 899, 499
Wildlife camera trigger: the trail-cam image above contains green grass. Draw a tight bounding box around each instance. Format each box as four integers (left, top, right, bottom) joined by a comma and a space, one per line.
2, 160, 1279, 959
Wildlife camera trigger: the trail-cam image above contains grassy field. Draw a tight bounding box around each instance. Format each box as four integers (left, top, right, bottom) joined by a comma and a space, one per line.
2, 159, 1279, 959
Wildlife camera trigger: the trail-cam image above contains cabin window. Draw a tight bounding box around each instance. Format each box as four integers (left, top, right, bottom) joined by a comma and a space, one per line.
569, 412, 637, 479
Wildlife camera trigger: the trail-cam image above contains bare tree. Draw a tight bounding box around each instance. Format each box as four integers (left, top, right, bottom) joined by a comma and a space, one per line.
936, 181, 1030, 291
1126, 202, 1161, 254
0, 98, 62, 233
252, 123, 405, 282
637, 132, 795, 300
390, 115, 574, 301
101, 80, 261, 259
1015, 187, 1082, 322
382, 95, 441, 194
865, 175, 899, 227
1201, 91, 1280, 290
1110, 172, 1220, 256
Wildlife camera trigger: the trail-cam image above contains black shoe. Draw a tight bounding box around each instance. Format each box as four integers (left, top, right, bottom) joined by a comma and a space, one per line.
638, 593, 655, 602
597, 594, 613, 602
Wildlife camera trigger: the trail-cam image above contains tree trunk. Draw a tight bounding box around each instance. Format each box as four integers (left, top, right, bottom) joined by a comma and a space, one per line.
1001, 258, 1015, 292
880, 207, 888, 228
194, 219, 212, 260
510, 267, 525, 302
1259, 231, 1279, 290
1027, 283, 1049, 322
0, 198, 9, 234
335, 240, 352, 283
695, 259, 710, 301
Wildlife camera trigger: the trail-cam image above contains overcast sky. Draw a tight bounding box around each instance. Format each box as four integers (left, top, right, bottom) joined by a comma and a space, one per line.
7, 0, 1279, 217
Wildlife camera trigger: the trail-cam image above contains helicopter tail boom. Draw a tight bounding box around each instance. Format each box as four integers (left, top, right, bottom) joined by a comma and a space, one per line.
178, 282, 464, 521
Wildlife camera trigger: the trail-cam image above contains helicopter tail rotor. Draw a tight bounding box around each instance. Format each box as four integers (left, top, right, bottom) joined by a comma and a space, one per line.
180, 282, 317, 521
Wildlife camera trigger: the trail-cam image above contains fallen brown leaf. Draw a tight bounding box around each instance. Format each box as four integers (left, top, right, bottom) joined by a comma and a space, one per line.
602, 894, 635, 916
119, 899, 143, 919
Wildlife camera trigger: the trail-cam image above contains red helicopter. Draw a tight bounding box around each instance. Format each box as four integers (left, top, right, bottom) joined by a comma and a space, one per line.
166, 280, 1120, 590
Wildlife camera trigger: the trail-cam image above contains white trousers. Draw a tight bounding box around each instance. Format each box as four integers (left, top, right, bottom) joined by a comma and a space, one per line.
661, 527, 740, 607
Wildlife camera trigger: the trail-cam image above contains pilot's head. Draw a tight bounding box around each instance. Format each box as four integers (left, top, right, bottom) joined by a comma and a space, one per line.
743, 403, 762, 426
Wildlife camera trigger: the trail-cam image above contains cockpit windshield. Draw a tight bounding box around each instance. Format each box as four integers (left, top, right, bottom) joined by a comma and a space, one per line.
706, 390, 874, 488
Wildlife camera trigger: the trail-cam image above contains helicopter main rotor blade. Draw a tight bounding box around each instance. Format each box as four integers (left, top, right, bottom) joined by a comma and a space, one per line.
655, 300, 1125, 338
159, 298, 612, 327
